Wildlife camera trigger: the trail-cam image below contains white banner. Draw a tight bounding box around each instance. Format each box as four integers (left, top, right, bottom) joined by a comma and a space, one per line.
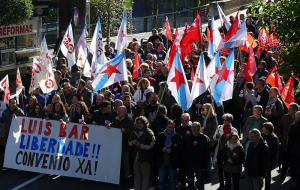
4, 117, 122, 185
0, 19, 38, 38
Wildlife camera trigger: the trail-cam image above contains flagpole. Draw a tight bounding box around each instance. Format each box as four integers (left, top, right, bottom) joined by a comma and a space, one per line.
155, 82, 167, 117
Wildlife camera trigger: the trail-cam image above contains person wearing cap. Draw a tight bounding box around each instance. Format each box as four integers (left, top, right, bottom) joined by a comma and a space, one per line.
150, 42, 166, 62
148, 29, 163, 46
213, 113, 238, 190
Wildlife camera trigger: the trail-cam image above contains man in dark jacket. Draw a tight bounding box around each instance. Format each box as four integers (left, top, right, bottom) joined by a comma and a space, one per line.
184, 122, 210, 190
110, 106, 134, 182
255, 78, 269, 107
77, 79, 93, 107
278, 103, 298, 180
262, 122, 279, 190
91, 101, 114, 126
89, 94, 104, 114
128, 116, 155, 190
150, 105, 169, 137
245, 129, 270, 190
0, 99, 25, 144
154, 120, 183, 190
288, 111, 300, 190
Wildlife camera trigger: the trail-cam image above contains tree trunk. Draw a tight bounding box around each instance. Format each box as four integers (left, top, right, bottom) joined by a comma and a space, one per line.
166, 0, 171, 13
193, 0, 200, 19
151, 0, 159, 29
106, 0, 111, 45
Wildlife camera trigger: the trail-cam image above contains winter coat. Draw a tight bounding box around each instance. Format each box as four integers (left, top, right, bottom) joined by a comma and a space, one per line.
150, 115, 169, 137
111, 115, 135, 152
242, 116, 268, 144
154, 132, 183, 169
245, 138, 270, 177
262, 132, 279, 166
128, 128, 156, 162
184, 133, 210, 169
198, 115, 218, 147
288, 121, 300, 156
278, 114, 294, 151
213, 125, 238, 152
223, 143, 245, 173
0, 107, 25, 136
48, 111, 69, 122
91, 111, 115, 126
133, 86, 154, 104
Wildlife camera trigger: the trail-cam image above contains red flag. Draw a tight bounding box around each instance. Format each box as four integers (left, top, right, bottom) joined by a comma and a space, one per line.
268, 33, 280, 49
243, 45, 256, 82
169, 27, 180, 70
258, 28, 269, 50
191, 66, 195, 81
239, 33, 258, 52
183, 17, 189, 37
164, 16, 172, 40
280, 77, 294, 107
225, 10, 239, 41
265, 65, 283, 92
219, 34, 231, 55
256, 43, 262, 57
180, 10, 203, 46
133, 48, 140, 79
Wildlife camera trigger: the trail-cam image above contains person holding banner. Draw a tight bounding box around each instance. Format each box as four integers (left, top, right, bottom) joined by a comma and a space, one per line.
0, 99, 25, 145
30, 103, 45, 119
71, 101, 91, 124
91, 101, 114, 126
129, 116, 155, 190
46, 101, 68, 122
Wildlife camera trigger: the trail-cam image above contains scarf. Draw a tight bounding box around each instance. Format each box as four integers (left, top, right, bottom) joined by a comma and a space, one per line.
267, 96, 277, 107
226, 141, 241, 151
163, 129, 176, 148
202, 114, 207, 127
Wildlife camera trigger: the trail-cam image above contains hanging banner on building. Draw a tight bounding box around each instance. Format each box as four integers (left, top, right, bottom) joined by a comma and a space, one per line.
0, 19, 38, 38
4, 117, 122, 185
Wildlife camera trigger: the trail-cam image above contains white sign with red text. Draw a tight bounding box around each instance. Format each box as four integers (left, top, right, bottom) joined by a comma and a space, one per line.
0, 19, 38, 38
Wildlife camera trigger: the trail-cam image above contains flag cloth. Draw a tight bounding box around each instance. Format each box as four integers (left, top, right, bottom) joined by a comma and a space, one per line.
167, 50, 191, 111
191, 66, 195, 81
90, 19, 107, 76
239, 33, 258, 52
164, 48, 170, 66
16, 67, 23, 97
77, 25, 91, 77
280, 77, 294, 107
224, 21, 247, 48
258, 28, 269, 50
180, 10, 203, 46
169, 27, 180, 70
29, 58, 48, 94
164, 17, 172, 40
39, 36, 53, 68
265, 65, 283, 92
225, 10, 239, 41
243, 45, 256, 82
183, 17, 189, 38
115, 14, 127, 56
268, 33, 280, 49
191, 51, 209, 102
210, 50, 235, 106
207, 51, 221, 84
133, 48, 140, 79
208, 12, 225, 58
217, 2, 231, 30
92, 52, 128, 92
40, 63, 58, 94
60, 22, 76, 69
0, 75, 10, 103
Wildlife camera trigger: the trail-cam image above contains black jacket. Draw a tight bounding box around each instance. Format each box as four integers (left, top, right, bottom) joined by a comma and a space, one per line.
245, 138, 270, 177
184, 133, 210, 169
198, 115, 218, 147
175, 124, 192, 140
288, 121, 300, 156
150, 115, 169, 137
255, 87, 269, 107
154, 132, 183, 169
223, 143, 245, 173
262, 132, 279, 166
91, 111, 115, 126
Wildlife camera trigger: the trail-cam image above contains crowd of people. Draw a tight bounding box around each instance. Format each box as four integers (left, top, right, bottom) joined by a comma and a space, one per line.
0, 5, 300, 190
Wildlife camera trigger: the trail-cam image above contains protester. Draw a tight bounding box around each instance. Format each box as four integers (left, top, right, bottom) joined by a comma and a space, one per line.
223, 132, 244, 190
91, 100, 114, 126
245, 129, 270, 190
184, 121, 210, 190
128, 116, 155, 190
30, 103, 45, 119
71, 101, 91, 124
46, 101, 68, 122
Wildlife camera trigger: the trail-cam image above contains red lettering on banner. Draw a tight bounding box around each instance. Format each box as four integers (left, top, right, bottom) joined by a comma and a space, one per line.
16, 26, 19, 34
7, 27, 10, 35
59, 123, 67, 137
38, 120, 43, 135
25, 25, 29, 33
68, 125, 78, 139
44, 122, 52, 136
28, 120, 38, 134
3, 28, 6, 36
0, 28, 2, 36
20, 25, 25, 33
11, 27, 15, 35
80, 125, 89, 140
21, 118, 27, 133
29, 24, 33, 32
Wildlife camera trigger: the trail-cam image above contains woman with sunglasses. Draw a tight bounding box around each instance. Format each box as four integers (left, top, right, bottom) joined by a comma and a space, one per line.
223, 132, 244, 190
213, 113, 238, 190
198, 103, 218, 181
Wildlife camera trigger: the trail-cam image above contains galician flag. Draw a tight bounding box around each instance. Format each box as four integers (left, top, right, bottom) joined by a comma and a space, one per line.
207, 51, 222, 84
60, 22, 76, 69
190, 51, 209, 102
224, 21, 248, 48
167, 50, 191, 111
90, 19, 107, 76
208, 12, 225, 58
115, 14, 127, 56
92, 52, 128, 92
217, 2, 231, 30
